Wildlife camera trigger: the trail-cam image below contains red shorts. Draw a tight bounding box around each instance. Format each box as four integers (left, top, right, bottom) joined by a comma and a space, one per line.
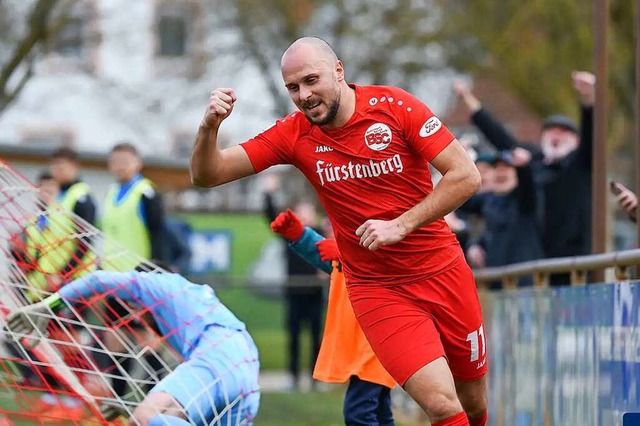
347, 257, 488, 386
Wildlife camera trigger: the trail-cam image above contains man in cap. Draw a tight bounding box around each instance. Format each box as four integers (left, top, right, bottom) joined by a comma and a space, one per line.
453, 72, 595, 285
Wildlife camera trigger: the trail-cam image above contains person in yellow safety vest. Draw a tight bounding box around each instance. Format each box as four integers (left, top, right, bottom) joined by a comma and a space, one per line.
7, 173, 99, 420
102, 142, 166, 271
13, 173, 92, 302
49, 147, 98, 279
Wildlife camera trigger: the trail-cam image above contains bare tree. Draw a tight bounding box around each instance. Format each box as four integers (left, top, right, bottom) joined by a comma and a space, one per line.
0, 0, 80, 115
215, 0, 448, 117
439, 0, 634, 139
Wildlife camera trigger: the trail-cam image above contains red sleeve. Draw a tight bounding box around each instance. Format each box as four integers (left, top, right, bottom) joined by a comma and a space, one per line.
392, 88, 455, 162
240, 113, 299, 172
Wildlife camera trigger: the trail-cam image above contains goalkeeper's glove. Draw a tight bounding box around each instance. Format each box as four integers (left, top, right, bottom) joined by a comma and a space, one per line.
270, 209, 305, 242
6, 293, 64, 337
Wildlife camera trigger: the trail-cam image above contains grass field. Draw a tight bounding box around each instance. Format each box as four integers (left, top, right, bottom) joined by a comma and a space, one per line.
0, 389, 350, 425
1, 389, 416, 425
215, 286, 318, 372
256, 389, 346, 425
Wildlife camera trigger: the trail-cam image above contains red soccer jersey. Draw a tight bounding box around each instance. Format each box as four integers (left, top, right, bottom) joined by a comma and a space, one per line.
242, 84, 463, 286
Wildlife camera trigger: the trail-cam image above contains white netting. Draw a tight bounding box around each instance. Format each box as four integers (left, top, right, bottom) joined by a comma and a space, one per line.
0, 160, 259, 425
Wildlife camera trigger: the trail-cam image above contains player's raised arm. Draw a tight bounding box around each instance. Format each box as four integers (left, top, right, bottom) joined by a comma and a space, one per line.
190, 88, 257, 187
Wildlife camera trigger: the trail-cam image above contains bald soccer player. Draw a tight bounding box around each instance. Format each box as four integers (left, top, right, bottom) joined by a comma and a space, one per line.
190, 37, 487, 426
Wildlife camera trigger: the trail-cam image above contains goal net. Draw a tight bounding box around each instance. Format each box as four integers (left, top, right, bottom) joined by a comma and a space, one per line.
0, 160, 256, 425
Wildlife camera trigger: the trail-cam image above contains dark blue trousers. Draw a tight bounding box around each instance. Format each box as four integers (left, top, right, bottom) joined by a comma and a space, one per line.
343, 376, 395, 426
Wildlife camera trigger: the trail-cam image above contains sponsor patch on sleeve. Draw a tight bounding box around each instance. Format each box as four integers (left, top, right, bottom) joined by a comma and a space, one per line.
419, 116, 442, 138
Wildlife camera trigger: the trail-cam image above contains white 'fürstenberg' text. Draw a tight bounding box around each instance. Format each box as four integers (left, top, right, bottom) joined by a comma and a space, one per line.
315, 154, 404, 186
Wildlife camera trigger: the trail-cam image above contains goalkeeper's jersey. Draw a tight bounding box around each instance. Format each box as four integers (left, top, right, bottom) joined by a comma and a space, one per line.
58, 271, 246, 358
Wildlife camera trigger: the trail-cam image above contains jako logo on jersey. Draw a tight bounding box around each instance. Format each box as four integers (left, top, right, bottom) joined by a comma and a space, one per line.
315, 154, 404, 186
315, 145, 334, 153
364, 123, 392, 151
419, 117, 442, 138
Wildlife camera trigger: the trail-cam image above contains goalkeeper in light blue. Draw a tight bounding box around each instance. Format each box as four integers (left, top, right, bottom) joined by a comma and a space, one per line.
7, 269, 261, 426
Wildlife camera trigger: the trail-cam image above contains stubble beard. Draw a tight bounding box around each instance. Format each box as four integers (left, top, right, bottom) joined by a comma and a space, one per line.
306, 90, 341, 126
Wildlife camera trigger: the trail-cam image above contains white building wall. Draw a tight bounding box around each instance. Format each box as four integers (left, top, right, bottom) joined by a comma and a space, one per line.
97, 0, 154, 84
0, 0, 278, 158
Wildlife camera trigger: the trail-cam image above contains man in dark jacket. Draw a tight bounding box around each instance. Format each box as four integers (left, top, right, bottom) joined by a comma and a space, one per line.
454, 72, 595, 286
263, 177, 325, 390
458, 149, 543, 288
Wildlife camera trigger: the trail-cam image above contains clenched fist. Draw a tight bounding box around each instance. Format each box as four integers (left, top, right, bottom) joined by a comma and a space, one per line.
571, 71, 595, 107
356, 218, 408, 251
201, 88, 237, 130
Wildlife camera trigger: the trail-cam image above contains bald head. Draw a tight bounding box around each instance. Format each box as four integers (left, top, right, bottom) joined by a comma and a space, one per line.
280, 36, 354, 128
281, 37, 338, 69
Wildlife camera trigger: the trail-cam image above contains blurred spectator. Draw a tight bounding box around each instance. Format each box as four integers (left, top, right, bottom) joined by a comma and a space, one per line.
263, 175, 325, 391
458, 148, 543, 287
12, 172, 98, 301
164, 219, 193, 273
5, 172, 87, 419
444, 211, 469, 252
611, 181, 637, 223
475, 152, 496, 194
49, 147, 97, 278
454, 71, 595, 286
457, 132, 480, 162
18, 172, 63, 300
446, 153, 495, 261
103, 143, 166, 269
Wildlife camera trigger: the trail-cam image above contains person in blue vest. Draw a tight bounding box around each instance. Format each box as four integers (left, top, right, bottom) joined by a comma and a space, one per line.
6, 268, 261, 426
103, 142, 166, 271
49, 147, 98, 280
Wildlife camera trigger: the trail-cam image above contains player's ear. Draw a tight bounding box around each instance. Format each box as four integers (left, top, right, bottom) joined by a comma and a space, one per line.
335, 60, 345, 82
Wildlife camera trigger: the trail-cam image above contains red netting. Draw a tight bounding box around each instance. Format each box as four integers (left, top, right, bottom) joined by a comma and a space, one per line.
0, 161, 258, 426
0, 160, 260, 425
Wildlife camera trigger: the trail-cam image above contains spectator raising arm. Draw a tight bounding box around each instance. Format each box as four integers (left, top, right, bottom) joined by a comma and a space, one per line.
572, 71, 595, 170
453, 80, 520, 152
511, 147, 537, 214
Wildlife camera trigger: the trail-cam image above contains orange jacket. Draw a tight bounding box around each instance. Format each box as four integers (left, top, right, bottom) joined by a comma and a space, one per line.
313, 261, 396, 388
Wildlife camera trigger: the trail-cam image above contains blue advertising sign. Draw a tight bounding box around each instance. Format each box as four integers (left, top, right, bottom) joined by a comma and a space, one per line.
187, 231, 232, 274
486, 282, 640, 426
623, 412, 640, 425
